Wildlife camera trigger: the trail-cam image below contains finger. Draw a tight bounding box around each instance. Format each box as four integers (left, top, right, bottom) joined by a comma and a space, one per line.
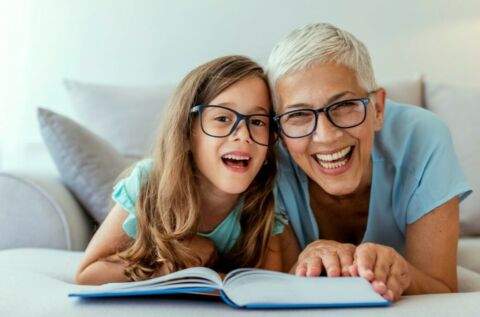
385, 275, 402, 302
320, 252, 341, 277
371, 280, 388, 296
354, 244, 376, 281
348, 262, 359, 276
373, 253, 392, 285
337, 249, 354, 276
301, 257, 323, 277
295, 262, 308, 276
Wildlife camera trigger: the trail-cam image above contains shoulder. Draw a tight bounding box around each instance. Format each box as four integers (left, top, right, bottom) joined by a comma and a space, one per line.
375, 100, 452, 167
111, 158, 154, 214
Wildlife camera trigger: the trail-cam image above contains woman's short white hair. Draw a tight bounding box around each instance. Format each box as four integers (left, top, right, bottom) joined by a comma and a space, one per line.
267, 22, 377, 110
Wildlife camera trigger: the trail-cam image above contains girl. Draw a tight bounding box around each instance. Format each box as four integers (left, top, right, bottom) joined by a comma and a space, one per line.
75, 55, 300, 285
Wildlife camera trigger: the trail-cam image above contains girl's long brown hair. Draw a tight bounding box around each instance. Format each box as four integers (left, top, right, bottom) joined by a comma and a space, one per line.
117, 56, 277, 280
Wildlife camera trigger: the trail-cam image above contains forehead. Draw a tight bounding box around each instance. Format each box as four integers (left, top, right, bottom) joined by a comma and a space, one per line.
276, 63, 364, 110
209, 76, 271, 114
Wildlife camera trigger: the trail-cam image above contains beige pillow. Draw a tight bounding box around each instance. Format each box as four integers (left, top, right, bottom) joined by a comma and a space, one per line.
381, 76, 424, 107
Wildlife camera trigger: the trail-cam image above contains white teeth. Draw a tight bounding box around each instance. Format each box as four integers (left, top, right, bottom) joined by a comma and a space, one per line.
222, 154, 250, 161
315, 146, 353, 169
316, 146, 352, 162
318, 159, 348, 169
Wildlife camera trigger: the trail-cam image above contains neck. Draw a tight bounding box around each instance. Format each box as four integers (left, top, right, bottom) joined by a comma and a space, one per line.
196, 174, 239, 223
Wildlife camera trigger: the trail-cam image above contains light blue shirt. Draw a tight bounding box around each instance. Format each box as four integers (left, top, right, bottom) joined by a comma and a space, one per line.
112, 159, 288, 254
274, 100, 472, 254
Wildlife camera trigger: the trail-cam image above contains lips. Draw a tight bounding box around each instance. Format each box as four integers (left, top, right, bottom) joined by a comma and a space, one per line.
221, 152, 251, 170
312, 146, 354, 174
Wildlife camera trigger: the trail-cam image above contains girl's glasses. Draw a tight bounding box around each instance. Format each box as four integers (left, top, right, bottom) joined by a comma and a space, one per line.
190, 105, 276, 146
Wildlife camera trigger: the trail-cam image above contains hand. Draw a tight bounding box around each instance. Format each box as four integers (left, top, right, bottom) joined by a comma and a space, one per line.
294, 240, 356, 277
186, 235, 218, 267
350, 243, 411, 302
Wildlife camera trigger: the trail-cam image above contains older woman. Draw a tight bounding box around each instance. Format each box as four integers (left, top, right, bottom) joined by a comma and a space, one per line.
268, 23, 471, 302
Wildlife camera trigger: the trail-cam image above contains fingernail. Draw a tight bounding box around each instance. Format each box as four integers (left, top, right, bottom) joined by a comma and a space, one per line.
387, 290, 394, 300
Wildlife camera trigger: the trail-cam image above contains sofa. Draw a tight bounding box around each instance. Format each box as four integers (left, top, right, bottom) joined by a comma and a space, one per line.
1, 76, 480, 316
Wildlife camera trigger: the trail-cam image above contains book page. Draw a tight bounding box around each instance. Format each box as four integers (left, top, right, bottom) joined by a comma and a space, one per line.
70, 267, 223, 296
223, 269, 388, 307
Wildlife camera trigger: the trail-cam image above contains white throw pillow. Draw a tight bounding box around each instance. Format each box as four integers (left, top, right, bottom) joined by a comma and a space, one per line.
425, 82, 480, 236
64, 80, 176, 159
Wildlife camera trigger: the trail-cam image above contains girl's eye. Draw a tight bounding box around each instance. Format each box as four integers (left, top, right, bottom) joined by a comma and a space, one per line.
251, 118, 267, 126
214, 116, 231, 122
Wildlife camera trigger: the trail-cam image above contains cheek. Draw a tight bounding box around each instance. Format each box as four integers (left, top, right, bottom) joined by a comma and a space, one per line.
191, 126, 217, 163
281, 137, 310, 156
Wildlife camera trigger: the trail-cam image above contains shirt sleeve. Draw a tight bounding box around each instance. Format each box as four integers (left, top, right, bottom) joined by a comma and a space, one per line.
111, 159, 153, 238
405, 114, 472, 224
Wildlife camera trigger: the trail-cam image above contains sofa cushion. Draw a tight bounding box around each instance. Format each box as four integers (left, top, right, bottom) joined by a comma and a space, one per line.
382, 76, 424, 107
64, 79, 175, 159
38, 108, 135, 223
424, 82, 480, 236
2, 248, 480, 316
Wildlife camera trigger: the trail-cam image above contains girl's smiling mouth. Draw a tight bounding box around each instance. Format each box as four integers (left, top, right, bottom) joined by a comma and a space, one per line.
221, 151, 252, 172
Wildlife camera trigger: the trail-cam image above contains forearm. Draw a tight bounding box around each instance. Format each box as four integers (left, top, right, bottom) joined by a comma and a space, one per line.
75, 256, 130, 285
405, 263, 456, 295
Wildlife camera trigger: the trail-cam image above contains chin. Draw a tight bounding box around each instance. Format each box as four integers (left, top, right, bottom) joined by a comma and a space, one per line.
218, 182, 250, 195
320, 180, 359, 197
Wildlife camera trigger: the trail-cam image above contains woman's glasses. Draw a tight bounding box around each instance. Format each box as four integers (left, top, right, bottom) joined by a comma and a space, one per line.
274, 97, 371, 138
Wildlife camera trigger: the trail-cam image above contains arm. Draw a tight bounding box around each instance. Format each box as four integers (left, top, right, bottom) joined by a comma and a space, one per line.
75, 203, 134, 285
75, 203, 219, 285
261, 225, 301, 273
404, 196, 459, 293
353, 197, 459, 301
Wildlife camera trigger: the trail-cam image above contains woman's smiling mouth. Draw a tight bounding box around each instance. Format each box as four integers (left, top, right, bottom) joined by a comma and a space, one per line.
312, 146, 354, 174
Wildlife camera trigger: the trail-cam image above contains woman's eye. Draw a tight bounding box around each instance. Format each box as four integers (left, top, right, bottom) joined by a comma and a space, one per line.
287, 111, 310, 119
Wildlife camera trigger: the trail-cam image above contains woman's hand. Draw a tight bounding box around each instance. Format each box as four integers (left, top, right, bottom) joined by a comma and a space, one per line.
294, 239, 356, 277
350, 243, 411, 302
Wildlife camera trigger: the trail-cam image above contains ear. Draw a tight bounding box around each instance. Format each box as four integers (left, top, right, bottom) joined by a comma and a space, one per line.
372, 88, 386, 131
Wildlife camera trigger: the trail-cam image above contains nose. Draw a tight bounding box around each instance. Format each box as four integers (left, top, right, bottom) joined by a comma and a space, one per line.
312, 113, 343, 143
231, 119, 252, 143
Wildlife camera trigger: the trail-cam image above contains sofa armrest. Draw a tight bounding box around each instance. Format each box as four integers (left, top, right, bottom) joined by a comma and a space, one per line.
0, 170, 95, 251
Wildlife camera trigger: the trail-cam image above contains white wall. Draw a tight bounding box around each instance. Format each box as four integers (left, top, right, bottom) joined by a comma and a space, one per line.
1, 0, 480, 170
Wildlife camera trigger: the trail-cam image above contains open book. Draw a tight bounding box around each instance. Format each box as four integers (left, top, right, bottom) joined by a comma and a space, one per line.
69, 267, 390, 309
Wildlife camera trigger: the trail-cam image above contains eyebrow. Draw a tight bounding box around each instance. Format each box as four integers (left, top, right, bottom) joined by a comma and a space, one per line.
214, 103, 269, 114
284, 91, 356, 110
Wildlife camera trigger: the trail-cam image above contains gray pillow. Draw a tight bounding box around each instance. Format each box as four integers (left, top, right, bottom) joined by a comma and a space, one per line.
64, 79, 175, 159
38, 108, 135, 223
